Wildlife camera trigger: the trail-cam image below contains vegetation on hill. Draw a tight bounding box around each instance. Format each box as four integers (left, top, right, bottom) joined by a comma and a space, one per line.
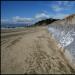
32, 18, 59, 26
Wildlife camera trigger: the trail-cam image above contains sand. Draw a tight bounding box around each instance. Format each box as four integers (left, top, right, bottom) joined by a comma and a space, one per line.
1, 26, 75, 74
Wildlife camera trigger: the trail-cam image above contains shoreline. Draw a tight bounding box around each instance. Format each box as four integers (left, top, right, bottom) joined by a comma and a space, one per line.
1, 26, 75, 74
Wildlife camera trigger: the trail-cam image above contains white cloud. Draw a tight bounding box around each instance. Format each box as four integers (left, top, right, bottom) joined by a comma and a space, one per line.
63, 1, 69, 5
35, 13, 50, 21
53, 13, 69, 19
1, 13, 50, 24
51, 1, 75, 12
58, 1, 69, 6
1, 10, 71, 24
51, 5, 63, 12
12, 16, 33, 23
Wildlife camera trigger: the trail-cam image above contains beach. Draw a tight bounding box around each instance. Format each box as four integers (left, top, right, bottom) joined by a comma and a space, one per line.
1, 26, 75, 74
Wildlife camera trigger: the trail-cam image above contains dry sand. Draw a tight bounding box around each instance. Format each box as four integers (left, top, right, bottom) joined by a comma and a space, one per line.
1, 26, 75, 74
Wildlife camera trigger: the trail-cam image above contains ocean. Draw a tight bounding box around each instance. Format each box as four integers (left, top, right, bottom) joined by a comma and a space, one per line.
48, 24, 75, 66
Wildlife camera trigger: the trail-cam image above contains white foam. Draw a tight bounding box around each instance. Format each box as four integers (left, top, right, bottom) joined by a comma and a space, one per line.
60, 32, 74, 47
48, 27, 74, 47
48, 25, 75, 67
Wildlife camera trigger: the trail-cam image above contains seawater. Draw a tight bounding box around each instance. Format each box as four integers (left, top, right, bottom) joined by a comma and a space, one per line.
48, 26, 75, 65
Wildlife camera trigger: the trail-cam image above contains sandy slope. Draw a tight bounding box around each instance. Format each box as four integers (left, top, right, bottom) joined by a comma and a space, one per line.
1, 26, 75, 74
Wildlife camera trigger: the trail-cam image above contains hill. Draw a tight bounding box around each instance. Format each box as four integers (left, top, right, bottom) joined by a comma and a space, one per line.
33, 18, 59, 26
50, 14, 75, 26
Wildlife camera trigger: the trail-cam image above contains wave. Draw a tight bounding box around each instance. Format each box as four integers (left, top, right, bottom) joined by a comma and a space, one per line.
48, 25, 75, 64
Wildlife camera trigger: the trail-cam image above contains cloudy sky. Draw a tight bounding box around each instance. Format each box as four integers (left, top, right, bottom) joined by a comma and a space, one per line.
1, 1, 75, 24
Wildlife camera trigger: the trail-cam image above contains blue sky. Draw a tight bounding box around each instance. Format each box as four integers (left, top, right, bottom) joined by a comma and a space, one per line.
1, 1, 75, 23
